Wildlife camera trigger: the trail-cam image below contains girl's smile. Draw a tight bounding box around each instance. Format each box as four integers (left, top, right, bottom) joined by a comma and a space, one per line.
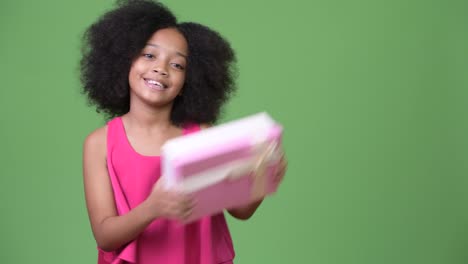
144, 78, 168, 91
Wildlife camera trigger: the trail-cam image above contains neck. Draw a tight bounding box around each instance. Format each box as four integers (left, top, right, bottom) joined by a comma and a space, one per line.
125, 101, 174, 130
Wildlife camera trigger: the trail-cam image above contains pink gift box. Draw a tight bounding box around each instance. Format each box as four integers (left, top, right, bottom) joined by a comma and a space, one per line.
161, 112, 283, 223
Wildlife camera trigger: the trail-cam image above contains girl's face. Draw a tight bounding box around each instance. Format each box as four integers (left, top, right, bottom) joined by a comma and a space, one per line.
128, 27, 188, 108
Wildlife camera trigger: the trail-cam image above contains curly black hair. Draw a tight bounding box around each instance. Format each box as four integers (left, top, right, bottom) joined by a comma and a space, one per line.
173, 22, 237, 125
80, 0, 237, 125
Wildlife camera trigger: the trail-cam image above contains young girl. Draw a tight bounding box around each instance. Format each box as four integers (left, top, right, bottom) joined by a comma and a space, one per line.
80, 1, 287, 263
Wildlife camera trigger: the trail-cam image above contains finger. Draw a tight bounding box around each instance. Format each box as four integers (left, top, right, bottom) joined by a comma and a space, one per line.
179, 199, 195, 215
279, 153, 286, 163
187, 198, 197, 210
274, 173, 283, 183
279, 157, 287, 170
172, 195, 195, 218
277, 146, 285, 158
275, 158, 286, 172
274, 167, 286, 183
169, 204, 187, 220
177, 193, 194, 207
176, 205, 192, 221
182, 207, 193, 220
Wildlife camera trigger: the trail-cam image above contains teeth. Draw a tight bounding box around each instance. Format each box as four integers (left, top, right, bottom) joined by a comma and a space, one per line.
146, 79, 165, 88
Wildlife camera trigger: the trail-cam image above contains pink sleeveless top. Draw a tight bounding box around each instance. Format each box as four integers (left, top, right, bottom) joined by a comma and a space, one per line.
98, 117, 235, 264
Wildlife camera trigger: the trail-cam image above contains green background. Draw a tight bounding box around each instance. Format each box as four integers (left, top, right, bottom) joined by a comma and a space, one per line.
1, 0, 467, 263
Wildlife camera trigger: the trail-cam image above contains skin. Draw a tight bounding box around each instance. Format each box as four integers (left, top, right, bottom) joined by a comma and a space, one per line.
83, 27, 288, 252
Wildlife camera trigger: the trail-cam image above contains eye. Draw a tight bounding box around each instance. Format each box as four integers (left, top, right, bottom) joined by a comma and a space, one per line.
171, 63, 185, 70
143, 53, 155, 59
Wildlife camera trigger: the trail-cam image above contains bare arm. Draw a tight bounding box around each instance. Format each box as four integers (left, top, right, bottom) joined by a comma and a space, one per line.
227, 199, 264, 220
83, 127, 192, 251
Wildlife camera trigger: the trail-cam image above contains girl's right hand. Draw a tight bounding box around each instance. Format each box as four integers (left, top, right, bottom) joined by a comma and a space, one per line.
146, 177, 195, 221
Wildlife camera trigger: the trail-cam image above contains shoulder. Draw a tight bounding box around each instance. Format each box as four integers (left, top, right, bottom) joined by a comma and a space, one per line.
83, 125, 108, 156
84, 125, 107, 146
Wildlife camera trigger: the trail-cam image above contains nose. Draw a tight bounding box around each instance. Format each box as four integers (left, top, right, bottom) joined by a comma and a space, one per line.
152, 63, 168, 76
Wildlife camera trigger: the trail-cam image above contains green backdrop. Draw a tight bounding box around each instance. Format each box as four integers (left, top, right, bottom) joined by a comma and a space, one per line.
1, 0, 467, 263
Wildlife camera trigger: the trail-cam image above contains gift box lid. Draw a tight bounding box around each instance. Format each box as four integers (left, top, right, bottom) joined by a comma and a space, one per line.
162, 112, 280, 156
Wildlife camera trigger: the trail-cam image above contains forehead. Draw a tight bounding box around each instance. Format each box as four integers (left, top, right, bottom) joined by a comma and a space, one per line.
146, 28, 188, 56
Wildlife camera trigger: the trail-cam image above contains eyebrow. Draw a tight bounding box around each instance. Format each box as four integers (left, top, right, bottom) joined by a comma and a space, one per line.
146, 43, 187, 58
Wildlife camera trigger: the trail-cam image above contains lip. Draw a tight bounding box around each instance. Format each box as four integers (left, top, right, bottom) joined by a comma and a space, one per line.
144, 78, 167, 91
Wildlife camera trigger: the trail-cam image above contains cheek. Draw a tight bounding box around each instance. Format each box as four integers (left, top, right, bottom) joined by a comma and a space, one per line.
180, 72, 187, 84
174, 72, 186, 87
128, 65, 138, 80
128, 65, 144, 90
129, 60, 146, 76
130, 63, 142, 75
130, 65, 147, 84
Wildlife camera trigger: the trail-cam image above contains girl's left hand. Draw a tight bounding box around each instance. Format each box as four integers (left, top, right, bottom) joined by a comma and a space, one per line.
274, 151, 287, 185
